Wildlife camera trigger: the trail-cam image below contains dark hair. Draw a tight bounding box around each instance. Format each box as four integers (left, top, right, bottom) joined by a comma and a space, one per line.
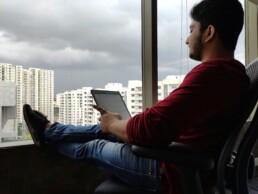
190, 0, 244, 50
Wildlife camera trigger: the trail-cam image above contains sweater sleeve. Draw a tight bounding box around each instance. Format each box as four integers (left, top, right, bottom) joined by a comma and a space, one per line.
126, 61, 248, 147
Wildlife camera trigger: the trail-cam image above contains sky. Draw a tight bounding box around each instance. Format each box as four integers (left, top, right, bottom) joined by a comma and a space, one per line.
0, 0, 245, 94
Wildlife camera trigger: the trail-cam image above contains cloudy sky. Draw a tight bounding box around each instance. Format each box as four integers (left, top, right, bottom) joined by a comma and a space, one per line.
0, 0, 245, 94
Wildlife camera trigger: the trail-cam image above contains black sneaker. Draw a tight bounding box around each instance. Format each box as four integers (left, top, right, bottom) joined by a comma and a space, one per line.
23, 104, 50, 146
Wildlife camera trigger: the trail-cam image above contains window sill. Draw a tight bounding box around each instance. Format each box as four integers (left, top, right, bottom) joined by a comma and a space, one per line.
0, 140, 33, 149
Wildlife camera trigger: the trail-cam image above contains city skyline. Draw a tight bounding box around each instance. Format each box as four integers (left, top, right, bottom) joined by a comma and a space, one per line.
0, 61, 186, 95
57, 75, 184, 127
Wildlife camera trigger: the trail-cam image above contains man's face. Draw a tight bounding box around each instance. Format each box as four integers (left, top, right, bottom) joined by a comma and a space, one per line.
185, 20, 203, 61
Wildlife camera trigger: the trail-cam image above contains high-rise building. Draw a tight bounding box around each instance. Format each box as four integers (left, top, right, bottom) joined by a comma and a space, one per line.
158, 75, 186, 100
27, 68, 54, 122
127, 80, 142, 116
0, 64, 54, 125
127, 75, 185, 116
0, 82, 17, 142
58, 87, 97, 125
0, 64, 23, 123
58, 88, 79, 125
57, 84, 128, 126
81, 87, 97, 125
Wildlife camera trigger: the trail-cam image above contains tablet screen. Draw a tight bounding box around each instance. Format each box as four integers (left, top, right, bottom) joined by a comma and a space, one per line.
91, 90, 131, 119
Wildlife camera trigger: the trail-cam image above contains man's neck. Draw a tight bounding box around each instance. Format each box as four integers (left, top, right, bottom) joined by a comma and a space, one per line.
201, 45, 234, 63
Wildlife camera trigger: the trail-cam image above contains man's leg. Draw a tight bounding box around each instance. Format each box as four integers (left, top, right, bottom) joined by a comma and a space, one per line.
23, 104, 162, 191
50, 140, 162, 192
23, 104, 121, 145
45, 123, 162, 191
44, 122, 122, 143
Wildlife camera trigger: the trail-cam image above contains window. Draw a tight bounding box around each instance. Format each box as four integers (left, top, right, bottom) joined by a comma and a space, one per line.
0, 0, 247, 147
0, 0, 141, 146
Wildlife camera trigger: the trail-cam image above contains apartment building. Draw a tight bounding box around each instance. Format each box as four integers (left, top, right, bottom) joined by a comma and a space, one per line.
81, 87, 97, 126
57, 84, 128, 126
27, 68, 54, 122
158, 75, 186, 100
58, 87, 96, 125
127, 76, 185, 116
58, 89, 82, 125
0, 82, 17, 142
0, 64, 23, 123
0, 64, 54, 126
127, 80, 143, 116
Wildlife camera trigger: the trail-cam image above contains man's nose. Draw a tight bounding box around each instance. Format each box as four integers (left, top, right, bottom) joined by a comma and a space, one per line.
185, 37, 189, 45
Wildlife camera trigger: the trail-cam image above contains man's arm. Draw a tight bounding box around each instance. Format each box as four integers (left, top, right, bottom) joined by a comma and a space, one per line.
92, 105, 129, 142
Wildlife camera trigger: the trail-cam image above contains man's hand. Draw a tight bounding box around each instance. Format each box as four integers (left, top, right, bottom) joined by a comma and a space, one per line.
92, 105, 122, 133
92, 104, 129, 142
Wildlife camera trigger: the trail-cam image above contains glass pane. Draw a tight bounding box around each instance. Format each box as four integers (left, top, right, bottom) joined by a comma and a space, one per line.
0, 0, 141, 146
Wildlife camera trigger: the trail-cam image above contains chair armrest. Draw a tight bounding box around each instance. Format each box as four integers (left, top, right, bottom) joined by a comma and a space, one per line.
132, 143, 214, 170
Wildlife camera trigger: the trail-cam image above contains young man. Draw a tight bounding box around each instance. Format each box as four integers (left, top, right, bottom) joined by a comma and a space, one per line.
23, 0, 249, 193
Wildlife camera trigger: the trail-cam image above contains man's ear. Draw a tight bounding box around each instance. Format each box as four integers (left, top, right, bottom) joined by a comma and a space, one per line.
204, 25, 216, 42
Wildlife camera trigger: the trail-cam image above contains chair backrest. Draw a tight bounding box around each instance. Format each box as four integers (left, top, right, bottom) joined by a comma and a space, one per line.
216, 58, 258, 194
233, 59, 258, 194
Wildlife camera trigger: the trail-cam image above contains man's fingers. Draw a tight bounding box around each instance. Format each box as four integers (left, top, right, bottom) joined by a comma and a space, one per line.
92, 104, 107, 115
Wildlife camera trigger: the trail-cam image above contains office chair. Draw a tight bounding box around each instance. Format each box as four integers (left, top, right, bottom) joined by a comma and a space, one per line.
94, 58, 258, 194
215, 58, 258, 194
95, 143, 214, 194
228, 58, 258, 194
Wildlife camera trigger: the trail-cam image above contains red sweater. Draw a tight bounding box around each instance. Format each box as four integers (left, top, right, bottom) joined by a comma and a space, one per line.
126, 58, 250, 194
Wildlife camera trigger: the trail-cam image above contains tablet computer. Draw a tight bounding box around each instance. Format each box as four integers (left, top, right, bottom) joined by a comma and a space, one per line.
91, 89, 131, 119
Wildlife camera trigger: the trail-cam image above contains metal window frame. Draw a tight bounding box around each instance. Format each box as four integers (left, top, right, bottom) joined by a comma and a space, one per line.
141, 0, 158, 109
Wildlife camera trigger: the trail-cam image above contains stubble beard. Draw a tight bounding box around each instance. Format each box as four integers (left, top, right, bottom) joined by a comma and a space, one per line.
189, 35, 203, 61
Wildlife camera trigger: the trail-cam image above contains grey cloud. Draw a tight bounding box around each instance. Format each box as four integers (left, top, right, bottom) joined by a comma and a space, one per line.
1, 0, 141, 50
0, 0, 142, 73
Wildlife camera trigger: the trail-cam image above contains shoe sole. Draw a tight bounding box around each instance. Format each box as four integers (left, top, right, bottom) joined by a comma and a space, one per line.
23, 104, 42, 146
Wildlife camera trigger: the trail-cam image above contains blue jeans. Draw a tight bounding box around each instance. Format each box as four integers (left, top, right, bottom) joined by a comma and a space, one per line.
44, 122, 162, 192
